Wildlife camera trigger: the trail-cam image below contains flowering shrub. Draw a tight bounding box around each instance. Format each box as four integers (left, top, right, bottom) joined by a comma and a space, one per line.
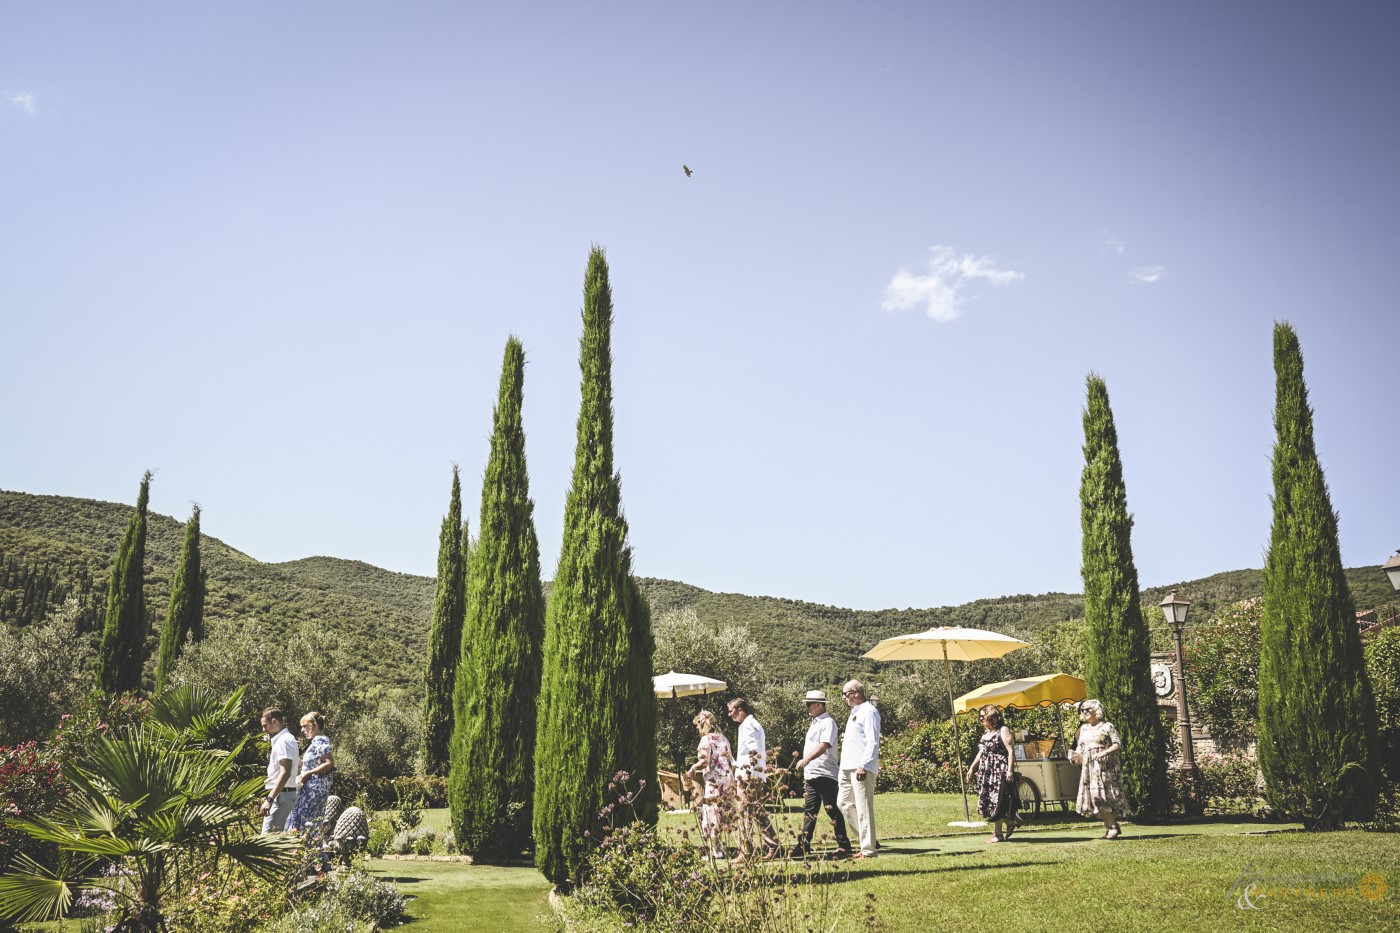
568, 772, 868, 932
1167, 753, 1264, 814
0, 741, 66, 872
165, 861, 290, 933
48, 691, 150, 763
876, 718, 980, 793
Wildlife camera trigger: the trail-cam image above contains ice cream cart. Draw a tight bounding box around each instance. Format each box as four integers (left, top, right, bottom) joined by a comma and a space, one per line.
953, 673, 1086, 817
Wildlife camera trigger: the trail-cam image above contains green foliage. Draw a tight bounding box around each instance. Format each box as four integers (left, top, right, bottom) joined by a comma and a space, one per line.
534, 247, 656, 888
1078, 374, 1169, 817
1363, 626, 1400, 784
97, 471, 153, 695
170, 624, 369, 739
1258, 323, 1377, 828
335, 695, 422, 786
653, 608, 768, 773
1167, 752, 1264, 815
451, 338, 546, 862
155, 505, 205, 695
164, 856, 291, 933
1184, 598, 1262, 753
0, 698, 299, 931
878, 715, 981, 793
423, 467, 466, 777
0, 598, 94, 744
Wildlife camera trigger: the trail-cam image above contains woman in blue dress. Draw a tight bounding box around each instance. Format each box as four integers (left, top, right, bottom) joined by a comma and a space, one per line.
286, 711, 334, 834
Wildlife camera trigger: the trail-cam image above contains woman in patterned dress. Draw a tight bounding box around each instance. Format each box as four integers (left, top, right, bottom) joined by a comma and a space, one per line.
286, 711, 334, 834
966, 704, 1018, 842
685, 709, 734, 859
1073, 699, 1128, 838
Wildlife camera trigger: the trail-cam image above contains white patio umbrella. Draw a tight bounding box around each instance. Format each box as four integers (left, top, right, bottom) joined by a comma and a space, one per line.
653, 670, 728, 699
864, 626, 1030, 826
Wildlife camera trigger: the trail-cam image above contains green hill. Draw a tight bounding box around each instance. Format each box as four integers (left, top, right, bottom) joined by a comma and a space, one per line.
2, 489, 1395, 694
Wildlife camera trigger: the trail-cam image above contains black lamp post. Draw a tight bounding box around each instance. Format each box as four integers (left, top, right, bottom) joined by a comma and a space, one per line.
1159, 592, 1199, 793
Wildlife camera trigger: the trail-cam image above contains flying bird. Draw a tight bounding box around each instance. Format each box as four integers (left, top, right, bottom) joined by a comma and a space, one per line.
683, 164, 693, 177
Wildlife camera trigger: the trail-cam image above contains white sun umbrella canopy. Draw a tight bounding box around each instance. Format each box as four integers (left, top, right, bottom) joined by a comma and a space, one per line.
863, 626, 1030, 826
653, 671, 728, 699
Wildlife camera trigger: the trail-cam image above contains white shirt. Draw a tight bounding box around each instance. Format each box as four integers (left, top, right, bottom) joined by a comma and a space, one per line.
840, 701, 881, 773
802, 712, 840, 780
735, 715, 767, 778
266, 728, 301, 792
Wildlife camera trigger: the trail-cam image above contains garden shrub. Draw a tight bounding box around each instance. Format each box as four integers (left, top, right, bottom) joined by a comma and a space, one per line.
1167, 753, 1265, 815
164, 861, 290, 933
0, 741, 66, 873
1185, 598, 1262, 754
0, 598, 93, 745
876, 717, 980, 793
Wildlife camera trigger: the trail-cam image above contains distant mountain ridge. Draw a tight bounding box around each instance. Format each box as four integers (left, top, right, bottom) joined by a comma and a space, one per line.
3, 489, 1395, 692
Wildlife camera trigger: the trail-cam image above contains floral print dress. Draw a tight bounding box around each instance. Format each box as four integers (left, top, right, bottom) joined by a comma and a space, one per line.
975, 730, 1017, 821
286, 734, 333, 832
1075, 721, 1130, 817
696, 731, 733, 846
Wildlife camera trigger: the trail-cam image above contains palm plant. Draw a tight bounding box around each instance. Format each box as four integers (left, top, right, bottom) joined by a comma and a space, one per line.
0, 696, 298, 931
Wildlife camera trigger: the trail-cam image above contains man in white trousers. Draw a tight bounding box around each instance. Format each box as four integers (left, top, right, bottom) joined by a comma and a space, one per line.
837, 679, 880, 859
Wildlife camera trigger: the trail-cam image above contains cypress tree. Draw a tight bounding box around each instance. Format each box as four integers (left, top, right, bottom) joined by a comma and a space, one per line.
423, 466, 467, 775
97, 470, 154, 695
534, 246, 656, 888
154, 504, 205, 694
1258, 322, 1376, 828
1079, 374, 1169, 817
450, 337, 546, 861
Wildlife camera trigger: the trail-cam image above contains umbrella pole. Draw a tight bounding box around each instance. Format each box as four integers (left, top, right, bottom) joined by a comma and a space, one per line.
945, 645, 972, 824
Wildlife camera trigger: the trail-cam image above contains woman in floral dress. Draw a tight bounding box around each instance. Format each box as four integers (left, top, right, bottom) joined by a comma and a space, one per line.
966, 704, 1018, 842
1073, 699, 1128, 838
685, 710, 733, 859
286, 711, 334, 834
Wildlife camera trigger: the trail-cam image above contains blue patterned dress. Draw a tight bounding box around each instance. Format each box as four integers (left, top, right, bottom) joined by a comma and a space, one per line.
286, 734, 333, 832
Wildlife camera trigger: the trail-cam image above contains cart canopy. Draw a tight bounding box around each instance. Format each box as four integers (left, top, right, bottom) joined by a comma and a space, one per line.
952, 673, 1086, 713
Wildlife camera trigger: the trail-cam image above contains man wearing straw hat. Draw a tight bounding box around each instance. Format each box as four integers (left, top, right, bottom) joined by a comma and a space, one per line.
792, 689, 852, 857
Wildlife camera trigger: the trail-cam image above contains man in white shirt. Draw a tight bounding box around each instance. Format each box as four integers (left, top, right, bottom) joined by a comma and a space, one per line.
727, 697, 780, 860
837, 680, 881, 859
259, 707, 300, 833
792, 689, 852, 857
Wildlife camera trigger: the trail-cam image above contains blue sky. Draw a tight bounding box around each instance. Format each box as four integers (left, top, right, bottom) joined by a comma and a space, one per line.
3, 2, 1398, 611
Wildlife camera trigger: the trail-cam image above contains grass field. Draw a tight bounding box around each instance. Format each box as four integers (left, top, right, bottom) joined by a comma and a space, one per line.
374, 797, 1398, 932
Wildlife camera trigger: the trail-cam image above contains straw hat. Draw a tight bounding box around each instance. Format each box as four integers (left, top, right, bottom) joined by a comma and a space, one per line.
802, 689, 829, 705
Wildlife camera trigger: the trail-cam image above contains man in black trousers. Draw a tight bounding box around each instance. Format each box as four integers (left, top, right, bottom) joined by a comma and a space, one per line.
792, 689, 852, 857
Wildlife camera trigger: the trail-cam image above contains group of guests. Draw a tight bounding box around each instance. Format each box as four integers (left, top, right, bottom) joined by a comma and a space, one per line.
258, 706, 336, 837
964, 696, 1128, 842
685, 679, 881, 860
686, 685, 1129, 858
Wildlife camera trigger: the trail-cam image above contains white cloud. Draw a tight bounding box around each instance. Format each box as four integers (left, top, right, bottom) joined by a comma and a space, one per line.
882, 245, 1024, 322
1100, 236, 1126, 255
1129, 265, 1166, 285
8, 92, 37, 114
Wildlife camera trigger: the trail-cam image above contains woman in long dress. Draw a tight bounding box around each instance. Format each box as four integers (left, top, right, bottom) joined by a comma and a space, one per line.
1073, 699, 1128, 838
286, 711, 334, 834
685, 709, 733, 859
966, 704, 1018, 842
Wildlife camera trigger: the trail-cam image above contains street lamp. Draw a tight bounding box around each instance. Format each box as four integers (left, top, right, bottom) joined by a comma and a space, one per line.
1383, 550, 1400, 593
1159, 592, 1198, 780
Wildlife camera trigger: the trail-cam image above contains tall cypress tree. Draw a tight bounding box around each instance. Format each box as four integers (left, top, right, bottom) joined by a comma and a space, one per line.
97, 471, 154, 695
450, 337, 546, 861
423, 466, 467, 775
154, 504, 205, 694
534, 246, 656, 888
1258, 323, 1376, 828
1079, 374, 1169, 817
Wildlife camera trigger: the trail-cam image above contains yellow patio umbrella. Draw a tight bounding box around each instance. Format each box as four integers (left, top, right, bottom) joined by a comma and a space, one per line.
952, 673, 1086, 714
864, 626, 1030, 826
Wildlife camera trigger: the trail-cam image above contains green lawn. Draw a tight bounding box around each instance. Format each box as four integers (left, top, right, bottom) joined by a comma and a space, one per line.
374, 798, 1398, 932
